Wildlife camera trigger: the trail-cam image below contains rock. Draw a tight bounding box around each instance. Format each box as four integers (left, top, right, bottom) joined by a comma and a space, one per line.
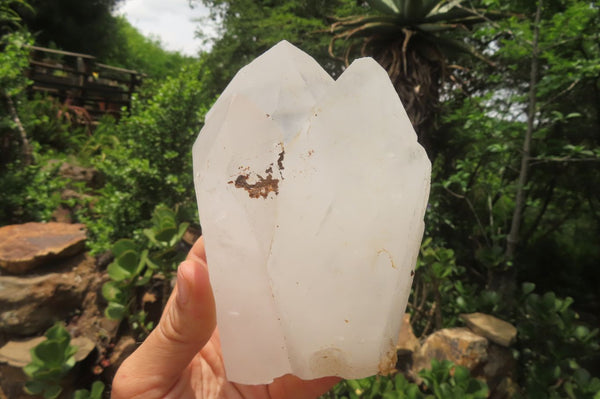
193, 40, 430, 384
396, 313, 419, 373
0, 336, 44, 367
483, 344, 516, 397
58, 162, 104, 189
490, 377, 520, 399
0, 253, 96, 336
397, 313, 419, 354
460, 312, 517, 347
104, 335, 137, 378
0, 222, 86, 274
412, 327, 488, 374
0, 336, 95, 368
51, 205, 73, 223
72, 337, 96, 362
109, 336, 137, 366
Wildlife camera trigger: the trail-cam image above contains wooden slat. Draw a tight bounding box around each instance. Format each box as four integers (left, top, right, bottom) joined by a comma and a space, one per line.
26, 45, 143, 121
26, 45, 96, 60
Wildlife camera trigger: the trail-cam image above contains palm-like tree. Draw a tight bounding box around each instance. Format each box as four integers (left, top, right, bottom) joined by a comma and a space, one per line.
330, 0, 504, 154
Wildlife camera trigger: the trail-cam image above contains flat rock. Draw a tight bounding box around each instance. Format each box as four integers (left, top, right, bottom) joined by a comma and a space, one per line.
0, 336, 95, 368
412, 327, 488, 374
0, 222, 86, 274
0, 253, 95, 336
460, 312, 517, 347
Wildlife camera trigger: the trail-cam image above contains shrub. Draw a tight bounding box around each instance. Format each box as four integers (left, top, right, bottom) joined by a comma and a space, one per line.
83, 62, 211, 253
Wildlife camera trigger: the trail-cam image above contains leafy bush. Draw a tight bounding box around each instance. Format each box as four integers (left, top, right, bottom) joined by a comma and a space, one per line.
516, 283, 599, 398
23, 323, 77, 399
419, 359, 488, 399
0, 156, 73, 224
83, 62, 211, 253
324, 359, 488, 398
102, 205, 189, 335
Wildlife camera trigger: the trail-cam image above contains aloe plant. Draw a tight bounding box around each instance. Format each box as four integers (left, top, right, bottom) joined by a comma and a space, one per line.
330, 0, 507, 154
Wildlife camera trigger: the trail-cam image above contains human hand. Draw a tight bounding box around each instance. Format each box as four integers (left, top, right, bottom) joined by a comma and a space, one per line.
111, 237, 340, 399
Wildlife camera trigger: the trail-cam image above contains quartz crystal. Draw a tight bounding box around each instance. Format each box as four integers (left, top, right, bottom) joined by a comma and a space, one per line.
192, 41, 431, 384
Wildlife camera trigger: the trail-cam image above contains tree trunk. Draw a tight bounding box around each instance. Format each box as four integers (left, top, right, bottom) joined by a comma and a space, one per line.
494, 1, 543, 296
4, 93, 32, 166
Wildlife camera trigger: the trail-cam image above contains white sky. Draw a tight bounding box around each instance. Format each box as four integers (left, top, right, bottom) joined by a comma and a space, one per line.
116, 0, 215, 56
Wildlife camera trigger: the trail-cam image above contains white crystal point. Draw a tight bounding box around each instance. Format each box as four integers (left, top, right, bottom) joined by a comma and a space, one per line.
193, 41, 431, 384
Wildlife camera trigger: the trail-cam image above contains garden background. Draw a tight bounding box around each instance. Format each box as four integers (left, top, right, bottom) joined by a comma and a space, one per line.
0, 0, 599, 398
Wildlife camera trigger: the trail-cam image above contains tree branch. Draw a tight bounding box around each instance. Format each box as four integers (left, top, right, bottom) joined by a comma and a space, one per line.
506, 0, 542, 260
3, 93, 32, 166
444, 186, 491, 248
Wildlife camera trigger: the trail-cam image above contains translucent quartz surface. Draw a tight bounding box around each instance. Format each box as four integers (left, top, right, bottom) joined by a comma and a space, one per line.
193, 41, 431, 384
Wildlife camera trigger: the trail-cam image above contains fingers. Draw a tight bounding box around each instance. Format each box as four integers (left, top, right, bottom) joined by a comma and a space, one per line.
187, 233, 207, 264
267, 375, 342, 399
112, 238, 216, 398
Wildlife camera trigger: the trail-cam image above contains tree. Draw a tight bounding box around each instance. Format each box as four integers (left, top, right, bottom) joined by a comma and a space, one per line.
196, 0, 363, 98
434, 0, 600, 302
329, 0, 505, 157
19, 0, 122, 58
105, 16, 194, 79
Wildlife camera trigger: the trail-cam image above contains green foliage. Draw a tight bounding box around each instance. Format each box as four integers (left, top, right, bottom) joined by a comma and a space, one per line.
516, 283, 599, 398
0, 0, 32, 32
18, 94, 90, 153
105, 16, 195, 79
197, 0, 356, 96
409, 239, 479, 334
0, 156, 73, 224
23, 323, 78, 399
102, 205, 188, 337
324, 360, 488, 398
21, 0, 121, 58
0, 29, 31, 96
83, 63, 210, 252
72, 381, 105, 399
419, 360, 488, 399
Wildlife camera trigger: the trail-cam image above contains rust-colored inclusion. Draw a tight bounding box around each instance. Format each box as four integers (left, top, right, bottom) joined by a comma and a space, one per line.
229, 144, 285, 199
230, 174, 279, 199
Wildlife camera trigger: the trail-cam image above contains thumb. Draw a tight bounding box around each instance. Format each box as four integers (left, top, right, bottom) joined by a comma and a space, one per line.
113, 257, 216, 395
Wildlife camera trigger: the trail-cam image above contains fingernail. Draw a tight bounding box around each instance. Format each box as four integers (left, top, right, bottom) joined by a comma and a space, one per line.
176, 263, 190, 306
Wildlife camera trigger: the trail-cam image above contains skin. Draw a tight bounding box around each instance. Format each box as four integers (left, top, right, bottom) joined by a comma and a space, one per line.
111, 237, 340, 399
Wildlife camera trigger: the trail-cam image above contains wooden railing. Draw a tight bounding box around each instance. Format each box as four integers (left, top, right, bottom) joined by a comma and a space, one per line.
25, 46, 144, 121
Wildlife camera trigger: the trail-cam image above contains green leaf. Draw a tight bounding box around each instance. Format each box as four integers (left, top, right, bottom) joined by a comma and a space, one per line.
112, 239, 137, 258
24, 380, 45, 394
172, 222, 190, 245
135, 267, 154, 286
90, 381, 105, 399
143, 228, 159, 246
44, 323, 70, 342
522, 282, 536, 295
43, 384, 62, 399
73, 389, 90, 399
31, 341, 64, 367
117, 250, 140, 272
107, 261, 133, 282
368, 0, 402, 15
155, 226, 177, 243
101, 281, 124, 302
105, 302, 127, 320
